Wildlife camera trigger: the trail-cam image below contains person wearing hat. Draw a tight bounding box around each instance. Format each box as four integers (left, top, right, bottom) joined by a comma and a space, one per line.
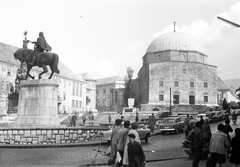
123, 122, 141, 166
127, 133, 146, 167
116, 120, 131, 167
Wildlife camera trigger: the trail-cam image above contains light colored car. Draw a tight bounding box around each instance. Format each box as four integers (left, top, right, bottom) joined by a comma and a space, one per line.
195, 113, 209, 122
102, 127, 151, 143
159, 116, 184, 135
178, 115, 196, 128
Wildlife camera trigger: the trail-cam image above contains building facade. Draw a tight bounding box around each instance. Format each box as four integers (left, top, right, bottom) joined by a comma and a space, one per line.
0, 42, 87, 115
134, 31, 218, 109
96, 76, 125, 112
81, 73, 97, 111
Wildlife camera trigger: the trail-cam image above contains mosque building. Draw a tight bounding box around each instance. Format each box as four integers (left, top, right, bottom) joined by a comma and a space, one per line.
133, 27, 219, 110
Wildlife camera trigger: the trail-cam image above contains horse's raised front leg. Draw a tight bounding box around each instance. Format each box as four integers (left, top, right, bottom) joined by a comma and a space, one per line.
26, 65, 35, 80
38, 65, 48, 79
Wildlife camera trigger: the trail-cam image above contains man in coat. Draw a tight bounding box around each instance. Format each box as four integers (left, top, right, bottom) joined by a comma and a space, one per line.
127, 133, 146, 167
191, 121, 203, 167
110, 119, 122, 164
116, 120, 130, 167
149, 113, 156, 133
71, 113, 77, 127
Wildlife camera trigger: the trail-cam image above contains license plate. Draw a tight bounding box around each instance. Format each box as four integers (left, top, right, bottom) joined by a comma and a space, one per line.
164, 127, 169, 129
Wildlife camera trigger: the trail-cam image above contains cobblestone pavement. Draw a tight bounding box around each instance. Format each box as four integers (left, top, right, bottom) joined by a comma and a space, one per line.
0, 120, 237, 167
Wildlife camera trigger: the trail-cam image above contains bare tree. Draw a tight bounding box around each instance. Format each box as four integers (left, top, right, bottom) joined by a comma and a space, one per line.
123, 67, 134, 107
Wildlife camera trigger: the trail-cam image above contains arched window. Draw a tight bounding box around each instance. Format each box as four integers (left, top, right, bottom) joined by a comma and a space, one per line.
203, 92, 208, 102
181, 65, 187, 74
203, 81, 208, 88
159, 80, 164, 87
174, 80, 179, 87
159, 90, 164, 101
159, 94, 164, 101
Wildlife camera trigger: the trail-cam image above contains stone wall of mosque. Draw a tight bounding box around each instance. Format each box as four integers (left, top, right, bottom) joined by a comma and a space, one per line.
148, 61, 218, 106
0, 127, 107, 145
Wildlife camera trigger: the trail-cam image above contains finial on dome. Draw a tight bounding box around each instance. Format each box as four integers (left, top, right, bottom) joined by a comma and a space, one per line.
173, 21, 176, 32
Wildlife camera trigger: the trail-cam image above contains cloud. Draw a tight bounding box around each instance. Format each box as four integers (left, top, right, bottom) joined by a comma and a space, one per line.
152, 1, 240, 80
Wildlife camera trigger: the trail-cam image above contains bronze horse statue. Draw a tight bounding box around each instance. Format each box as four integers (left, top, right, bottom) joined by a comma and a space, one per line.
14, 48, 60, 79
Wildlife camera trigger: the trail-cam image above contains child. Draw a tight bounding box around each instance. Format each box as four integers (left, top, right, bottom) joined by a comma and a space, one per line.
229, 128, 240, 167
127, 133, 146, 167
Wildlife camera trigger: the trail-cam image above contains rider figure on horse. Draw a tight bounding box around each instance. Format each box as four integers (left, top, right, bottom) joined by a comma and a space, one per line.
29, 32, 52, 66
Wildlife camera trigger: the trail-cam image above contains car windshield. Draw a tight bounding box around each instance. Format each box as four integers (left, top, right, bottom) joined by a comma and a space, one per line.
163, 119, 175, 123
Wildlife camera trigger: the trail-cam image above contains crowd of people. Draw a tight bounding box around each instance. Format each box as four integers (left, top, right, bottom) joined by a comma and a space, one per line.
184, 115, 240, 167
109, 117, 146, 167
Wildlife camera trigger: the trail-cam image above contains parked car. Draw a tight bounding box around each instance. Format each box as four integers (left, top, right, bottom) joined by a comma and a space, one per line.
159, 116, 184, 135
195, 113, 209, 122
178, 115, 197, 128
212, 111, 225, 121
205, 112, 217, 123
102, 127, 151, 143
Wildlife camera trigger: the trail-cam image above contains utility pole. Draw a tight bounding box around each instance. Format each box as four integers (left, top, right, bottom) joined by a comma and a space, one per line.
170, 87, 172, 115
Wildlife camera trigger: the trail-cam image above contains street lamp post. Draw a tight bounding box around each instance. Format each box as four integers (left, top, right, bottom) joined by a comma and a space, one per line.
170, 87, 172, 115
217, 16, 240, 28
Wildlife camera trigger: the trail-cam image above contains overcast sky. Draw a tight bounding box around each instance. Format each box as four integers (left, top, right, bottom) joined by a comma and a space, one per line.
1, 0, 240, 80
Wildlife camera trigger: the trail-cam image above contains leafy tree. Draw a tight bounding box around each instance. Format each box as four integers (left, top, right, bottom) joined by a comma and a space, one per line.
222, 98, 229, 110
123, 67, 134, 107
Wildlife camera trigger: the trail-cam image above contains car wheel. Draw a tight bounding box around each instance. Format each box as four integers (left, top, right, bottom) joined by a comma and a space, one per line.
145, 134, 149, 143
162, 132, 165, 135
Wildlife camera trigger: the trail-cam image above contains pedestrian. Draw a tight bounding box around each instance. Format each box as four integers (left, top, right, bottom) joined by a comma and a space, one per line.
199, 116, 204, 127
72, 113, 77, 127
149, 113, 156, 133
209, 123, 230, 167
202, 119, 212, 147
123, 122, 141, 166
184, 114, 191, 138
121, 116, 125, 124
229, 128, 240, 167
109, 119, 122, 165
108, 114, 112, 123
135, 112, 139, 123
116, 120, 130, 167
68, 113, 73, 127
127, 133, 146, 167
82, 114, 86, 125
191, 121, 203, 167
223, 119, 233, 158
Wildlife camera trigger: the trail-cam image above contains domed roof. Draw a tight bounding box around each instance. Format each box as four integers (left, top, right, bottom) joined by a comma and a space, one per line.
146, 32, 204, 54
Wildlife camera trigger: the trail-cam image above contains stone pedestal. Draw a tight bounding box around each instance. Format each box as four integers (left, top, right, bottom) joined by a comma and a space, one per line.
14, 79, 59, 127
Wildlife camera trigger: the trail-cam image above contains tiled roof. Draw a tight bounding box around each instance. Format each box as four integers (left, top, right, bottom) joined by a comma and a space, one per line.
146, 32, 205, 55
217, 77, 229, 91
96, 76, 124, 85
81, 73, 96, 81
0, 42, 85, 82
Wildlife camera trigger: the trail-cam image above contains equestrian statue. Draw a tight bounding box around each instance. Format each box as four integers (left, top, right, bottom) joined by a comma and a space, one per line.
14, 32, 60, 80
